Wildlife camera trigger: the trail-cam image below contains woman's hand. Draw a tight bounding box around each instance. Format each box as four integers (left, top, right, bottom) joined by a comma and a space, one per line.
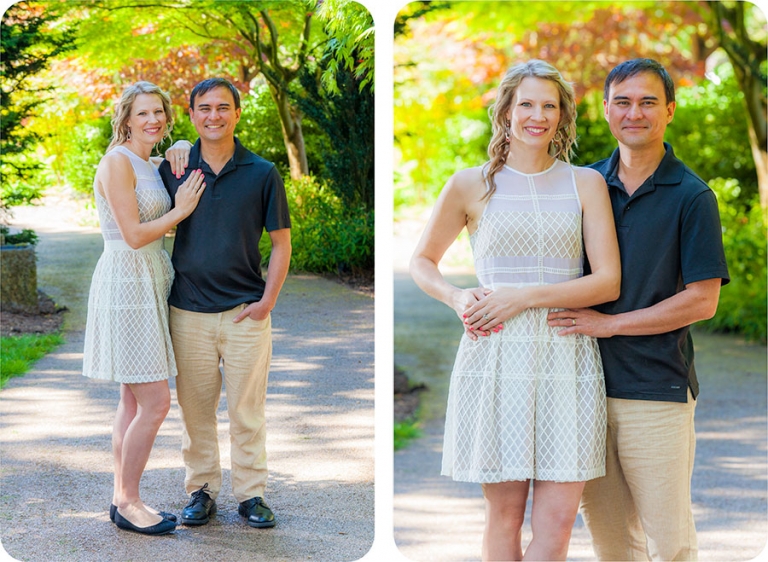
174, 169, 206, 218
464, 286, 528, 333
451, 287, 487, 321
166, 140, 193, 178
453, 288, 504, 340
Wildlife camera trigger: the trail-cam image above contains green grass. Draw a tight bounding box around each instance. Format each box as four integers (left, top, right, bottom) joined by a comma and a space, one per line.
1, 333, 65, 388
394, 419, 423, 451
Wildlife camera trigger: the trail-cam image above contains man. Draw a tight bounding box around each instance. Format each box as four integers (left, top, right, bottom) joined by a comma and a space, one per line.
159, 77, 292, 529
548, 58, 729, 560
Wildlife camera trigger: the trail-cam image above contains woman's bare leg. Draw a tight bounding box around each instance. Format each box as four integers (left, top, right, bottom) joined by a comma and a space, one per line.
112, 384, 137, 507
481, 480, 530, 561
115, 380, 170, 527
524, 480, 585, 560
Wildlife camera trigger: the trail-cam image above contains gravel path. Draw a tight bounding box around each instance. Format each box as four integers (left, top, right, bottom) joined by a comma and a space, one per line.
392, 219, 768, 561
0, 199, 374, 561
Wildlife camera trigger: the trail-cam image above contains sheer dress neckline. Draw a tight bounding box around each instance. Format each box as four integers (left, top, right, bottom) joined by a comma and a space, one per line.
503, 158, 558, 177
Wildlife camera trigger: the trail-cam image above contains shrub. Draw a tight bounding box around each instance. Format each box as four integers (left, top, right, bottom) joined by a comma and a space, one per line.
260, 175, 373, 274
0, 226, 38, 246
700, 178, 767, 343
394, 420, 422, 450
62, 116, 111, 196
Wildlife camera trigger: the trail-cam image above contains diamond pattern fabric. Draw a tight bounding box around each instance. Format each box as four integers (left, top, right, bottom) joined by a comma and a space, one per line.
442, 160, 606, 483
82, 145, 177, 383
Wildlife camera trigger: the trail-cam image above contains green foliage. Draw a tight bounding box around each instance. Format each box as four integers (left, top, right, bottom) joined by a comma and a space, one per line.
394, 420, 423, 450
572, 96, 615, 167
316, 0, 375, 93
294, 60, 375, 209
1, 332, 65, 388
62, 117, 111, 196
395, 109, 489, 208
1, 2, 76, 212
666, 67, 758, 201
0, 226, 38, 246
0, 160, 47, 213
260, 176, 373, 274
700, 178, 767, 343
234, 87, 289, 170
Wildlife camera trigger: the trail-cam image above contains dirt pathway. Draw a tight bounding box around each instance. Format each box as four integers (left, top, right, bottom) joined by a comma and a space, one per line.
0, 198, 374, 561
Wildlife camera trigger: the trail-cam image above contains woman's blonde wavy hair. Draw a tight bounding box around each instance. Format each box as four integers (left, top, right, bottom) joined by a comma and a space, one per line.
483, 60, 577, 199
107, 81, 174, 153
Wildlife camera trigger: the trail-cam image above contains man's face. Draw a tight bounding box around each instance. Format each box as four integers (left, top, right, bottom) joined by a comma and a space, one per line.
604, 72, 675, 151
189, 86, 242, 143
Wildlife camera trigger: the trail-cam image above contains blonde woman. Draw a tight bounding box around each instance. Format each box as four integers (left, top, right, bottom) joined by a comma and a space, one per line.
82, 81, 205, 535
410, 60, 620, 560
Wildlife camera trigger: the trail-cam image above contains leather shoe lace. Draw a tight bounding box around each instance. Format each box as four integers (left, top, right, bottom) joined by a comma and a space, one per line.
181, 483, 217, 526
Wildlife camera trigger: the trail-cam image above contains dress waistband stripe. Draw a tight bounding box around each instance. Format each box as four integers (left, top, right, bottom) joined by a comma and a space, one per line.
103, 239, 164, 252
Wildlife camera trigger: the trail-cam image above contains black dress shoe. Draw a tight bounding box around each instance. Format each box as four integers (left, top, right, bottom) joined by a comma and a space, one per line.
238, 497, 275, 528
110, 504, 177, 523
114, 510, 176, 535
181, 483, 217, 525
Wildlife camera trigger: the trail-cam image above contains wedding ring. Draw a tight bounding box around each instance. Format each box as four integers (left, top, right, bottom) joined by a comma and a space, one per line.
483, 314, 489, 320
572, 319, 576, 326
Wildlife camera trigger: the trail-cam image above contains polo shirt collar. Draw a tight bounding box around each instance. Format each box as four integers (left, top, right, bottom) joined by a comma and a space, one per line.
189, 137, 253, 173
601, 142, 685, 195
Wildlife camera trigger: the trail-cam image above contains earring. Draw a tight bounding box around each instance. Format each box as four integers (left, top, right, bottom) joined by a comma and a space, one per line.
126, 127, 131, 140
504, 120, 511, 144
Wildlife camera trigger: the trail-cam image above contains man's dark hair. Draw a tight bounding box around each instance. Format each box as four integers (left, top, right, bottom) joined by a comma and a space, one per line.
604, 59, 675, 104
190, 78, 241, 110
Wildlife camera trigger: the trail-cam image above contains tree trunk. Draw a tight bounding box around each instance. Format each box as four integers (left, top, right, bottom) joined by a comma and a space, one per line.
747, 115, 768, 209
735, 69, 768, 208
707, 2, 767, 207
269, 84, 309, 180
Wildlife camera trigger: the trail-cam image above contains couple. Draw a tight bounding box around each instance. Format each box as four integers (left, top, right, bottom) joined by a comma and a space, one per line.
411, 58, 729, 560
82, 78, 292, 535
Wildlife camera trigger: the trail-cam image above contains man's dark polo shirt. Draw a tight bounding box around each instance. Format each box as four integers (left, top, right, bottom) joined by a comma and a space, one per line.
588, 143, 729, 403
159, 138, 291, 313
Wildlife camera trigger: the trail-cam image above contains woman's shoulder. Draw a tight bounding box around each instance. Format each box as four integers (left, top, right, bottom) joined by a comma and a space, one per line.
571, 165, 607, 193
571, 165, 605, 184
444, 166, 487, 195
95, 147, 134, 183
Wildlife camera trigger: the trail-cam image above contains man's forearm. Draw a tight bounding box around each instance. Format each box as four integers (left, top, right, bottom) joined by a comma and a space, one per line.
608, 278, 721, 337
261, 235, 291, 310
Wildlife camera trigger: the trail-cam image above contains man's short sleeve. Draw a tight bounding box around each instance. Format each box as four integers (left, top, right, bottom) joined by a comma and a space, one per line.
263, 165, 291, 231
680, 189, 730, 286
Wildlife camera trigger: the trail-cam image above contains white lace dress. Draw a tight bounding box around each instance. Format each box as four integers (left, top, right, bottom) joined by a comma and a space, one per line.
82, 145, 177, 383
442, 159, 606, 483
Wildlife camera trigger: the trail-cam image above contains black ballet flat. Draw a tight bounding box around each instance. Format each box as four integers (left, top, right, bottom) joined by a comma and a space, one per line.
110, 504, 177, 523
114, 510, 177, 536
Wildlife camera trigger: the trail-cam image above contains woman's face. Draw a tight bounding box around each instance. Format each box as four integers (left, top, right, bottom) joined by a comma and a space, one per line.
126, 93, 167, 146
506, 77, 561, 152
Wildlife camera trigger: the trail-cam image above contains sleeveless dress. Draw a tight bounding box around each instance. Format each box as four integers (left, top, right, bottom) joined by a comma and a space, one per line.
442, 159, 606, 483
82, 145, 177, 383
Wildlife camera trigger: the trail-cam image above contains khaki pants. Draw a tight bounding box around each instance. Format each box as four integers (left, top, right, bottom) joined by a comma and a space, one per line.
170, 304, 272, 502
580, 390, 698, 561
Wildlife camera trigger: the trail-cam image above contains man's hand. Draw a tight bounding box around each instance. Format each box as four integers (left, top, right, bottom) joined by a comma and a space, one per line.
547, 308, 615, 337
233, 301, 272, 323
